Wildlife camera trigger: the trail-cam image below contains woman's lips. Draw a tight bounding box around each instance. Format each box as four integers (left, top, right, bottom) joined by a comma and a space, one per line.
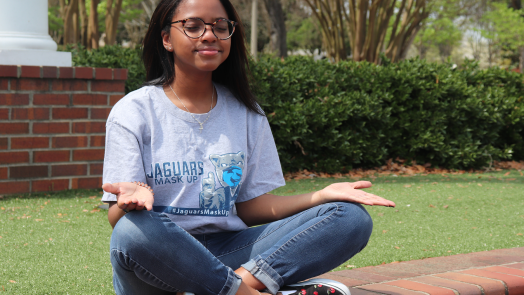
196, 49, 219, 56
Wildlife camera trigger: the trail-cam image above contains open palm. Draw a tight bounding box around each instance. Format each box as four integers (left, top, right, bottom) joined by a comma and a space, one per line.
102, 182, 155, 212
317, 181, 395, 207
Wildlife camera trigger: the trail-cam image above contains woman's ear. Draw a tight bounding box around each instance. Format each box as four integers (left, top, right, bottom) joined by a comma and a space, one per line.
161, 31, 173, 52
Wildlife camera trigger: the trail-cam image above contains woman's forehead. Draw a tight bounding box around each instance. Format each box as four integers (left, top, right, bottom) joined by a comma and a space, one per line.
174, 0, 228, 20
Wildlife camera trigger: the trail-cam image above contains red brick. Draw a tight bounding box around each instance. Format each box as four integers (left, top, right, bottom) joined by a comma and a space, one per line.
113, 68, 128, 80
0, 65, 18, 77
73, 122, 105, 133
0, 123, 29, 134
12, 79, 49, 91
435, 273, 505, 295
20, 66, 41, 78
0, 138, 7, 149
11, 137, 49, 149
42, 66, 58, 79
12, 108, 50, 120
90, 135, 105, 147
91, 108, 112, 119
386, 280, 456, 295
89, 163, 103, 175
358, 283, 427, 295
73, 94, 107, 105
52, 108, 88, 119
71, 177, 102, 189
0, 108, 8, 120
32, 179, 69, 192
33, 94, 70, 105
357, 265, 421, 279
461, 269, 524, 294
33, 122, 70, 134
58, 67, 74, 79
0, 181, 30, 195
0, 78, 8, 90
10, 165, 48, 179
311, 273, 369, 287
75, 67, 93, 79
95, 68, 112, 80
51, 79, 88, 91
52, 136, 88, 148
507, 263, 524, 270
0, 167, 7, 179
329, 269, 396, 284
73, 149, 104, 161
34, 150, 70, 163
485, 266, 524, 277
91, 80, 125, 93
0, 93, 29, 105
413, 275, 483, 294
52, 164, 87, 177
0, 151, 29, 164
110, 94, 124, 106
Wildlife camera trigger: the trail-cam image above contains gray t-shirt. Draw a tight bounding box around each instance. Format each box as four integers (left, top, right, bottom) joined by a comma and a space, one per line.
101, 84, 285, 234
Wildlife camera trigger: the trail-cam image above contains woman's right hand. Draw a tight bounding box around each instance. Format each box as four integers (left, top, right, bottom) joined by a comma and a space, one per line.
102, 182, 155, 212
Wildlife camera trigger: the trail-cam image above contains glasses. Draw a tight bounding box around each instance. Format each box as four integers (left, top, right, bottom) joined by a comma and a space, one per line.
170, 18, 237, 40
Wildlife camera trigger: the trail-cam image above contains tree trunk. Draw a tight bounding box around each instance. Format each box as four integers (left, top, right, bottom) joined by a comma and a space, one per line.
61, 0, 80, 45
305, 0, 428, 63
262, 0, 287, 57
510, 0, 522, 10
251, 0, 258, 59
79, 0, 88, 47
105, 0, 124, 45
88, 0, 100, 49
520, 46, 524, 73
304, 0, 346, 62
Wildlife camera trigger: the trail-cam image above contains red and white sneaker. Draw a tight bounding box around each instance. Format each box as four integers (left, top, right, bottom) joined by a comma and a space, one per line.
280, 278, 350, 295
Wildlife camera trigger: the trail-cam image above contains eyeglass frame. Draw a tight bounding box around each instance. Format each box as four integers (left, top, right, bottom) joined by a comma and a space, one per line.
170, 17, 237, 40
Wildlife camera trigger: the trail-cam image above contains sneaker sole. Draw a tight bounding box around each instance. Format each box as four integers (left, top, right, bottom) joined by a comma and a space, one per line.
287, 278, 350, 295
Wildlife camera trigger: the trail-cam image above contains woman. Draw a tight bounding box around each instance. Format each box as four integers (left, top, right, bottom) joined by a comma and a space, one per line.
102, 0, 396, 294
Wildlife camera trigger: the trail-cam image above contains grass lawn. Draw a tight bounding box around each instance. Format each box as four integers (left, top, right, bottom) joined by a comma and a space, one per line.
1, 171, 523, 293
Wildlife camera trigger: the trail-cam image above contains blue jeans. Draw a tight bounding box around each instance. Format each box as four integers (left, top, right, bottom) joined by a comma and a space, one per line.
110, 202, 373, 295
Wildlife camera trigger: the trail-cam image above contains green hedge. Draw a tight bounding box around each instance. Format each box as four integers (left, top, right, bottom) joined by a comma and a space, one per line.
66, 46, 524, 172
67, 45, 145, 94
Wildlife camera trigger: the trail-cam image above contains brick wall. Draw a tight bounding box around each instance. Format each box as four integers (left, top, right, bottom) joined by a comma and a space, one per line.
0, 65, 127, 195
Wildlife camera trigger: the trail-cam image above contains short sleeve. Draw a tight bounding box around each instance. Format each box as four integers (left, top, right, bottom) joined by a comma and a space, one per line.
101, 122, 147, 202
236, 117, 285, 202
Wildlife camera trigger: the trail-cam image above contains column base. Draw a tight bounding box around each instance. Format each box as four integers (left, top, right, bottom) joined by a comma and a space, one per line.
0, 50, 72, 67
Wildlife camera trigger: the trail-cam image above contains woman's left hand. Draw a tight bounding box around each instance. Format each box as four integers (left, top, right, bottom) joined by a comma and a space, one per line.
315, 181, 395, 207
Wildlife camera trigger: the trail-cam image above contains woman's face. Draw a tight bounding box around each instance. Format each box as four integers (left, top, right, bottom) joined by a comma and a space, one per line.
163, 0, 231, 75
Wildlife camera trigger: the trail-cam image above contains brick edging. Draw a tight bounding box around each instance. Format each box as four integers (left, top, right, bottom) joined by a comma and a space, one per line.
0, 65, 128, 81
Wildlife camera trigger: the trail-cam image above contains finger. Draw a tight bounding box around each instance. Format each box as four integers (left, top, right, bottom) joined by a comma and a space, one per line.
102, 182, 122, 195
144, 199, 154, 211
350, 181, 372, 189
127, 203, 137, 211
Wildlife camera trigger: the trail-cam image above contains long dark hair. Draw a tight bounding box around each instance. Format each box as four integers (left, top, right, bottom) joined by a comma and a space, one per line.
142, 0, 263, 115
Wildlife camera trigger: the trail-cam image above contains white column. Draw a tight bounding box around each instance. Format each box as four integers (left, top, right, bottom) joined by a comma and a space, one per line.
0, 0, 72, 67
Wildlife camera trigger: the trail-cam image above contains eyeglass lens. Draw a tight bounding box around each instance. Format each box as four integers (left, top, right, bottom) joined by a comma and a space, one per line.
183, 19, 233, 39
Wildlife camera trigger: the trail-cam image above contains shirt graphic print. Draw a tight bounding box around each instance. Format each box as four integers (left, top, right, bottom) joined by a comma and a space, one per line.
151, 151, 244, 217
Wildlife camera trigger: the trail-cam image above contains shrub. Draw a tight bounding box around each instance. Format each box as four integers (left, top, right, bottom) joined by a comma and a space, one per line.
66, 45, 145, 94
253, 56, 524, 172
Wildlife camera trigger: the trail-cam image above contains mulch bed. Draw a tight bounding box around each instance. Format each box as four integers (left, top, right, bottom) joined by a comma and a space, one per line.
284, 159, 524, 180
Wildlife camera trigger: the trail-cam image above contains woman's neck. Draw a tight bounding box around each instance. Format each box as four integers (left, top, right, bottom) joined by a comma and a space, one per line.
165, 69, 217, 114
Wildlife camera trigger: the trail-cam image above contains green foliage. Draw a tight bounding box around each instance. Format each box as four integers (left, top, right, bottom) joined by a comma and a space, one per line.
481, 2, 524, 53
252, 56, 524, 172
65, 44, 146, 94
286, 13, 323, 55
66, 45, 524, 172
